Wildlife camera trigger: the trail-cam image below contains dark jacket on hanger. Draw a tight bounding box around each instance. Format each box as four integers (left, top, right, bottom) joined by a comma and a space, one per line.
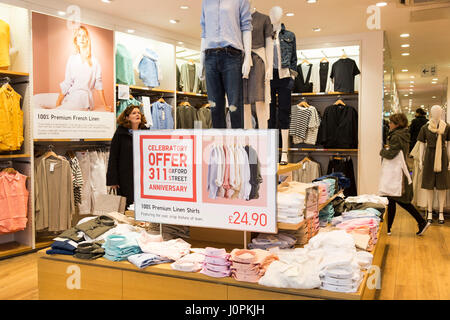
318, 104, 358, 148
278, 23, 298, 72
107, 126, 139, 206
409, 115, 428, 152
294, 64, 313, 93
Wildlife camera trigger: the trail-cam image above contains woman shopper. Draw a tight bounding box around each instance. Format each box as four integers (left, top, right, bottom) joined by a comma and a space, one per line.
107, 105, 147, 207
380, 113, 430, 236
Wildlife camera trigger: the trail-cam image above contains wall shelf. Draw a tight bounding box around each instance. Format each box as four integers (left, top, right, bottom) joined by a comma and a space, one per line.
291, 92, 358, 97
116, 84, 175, 94
0, 154, 31, 159
277, 220, 305, 231
0, 70, 29, 78
176, 91, 208, 98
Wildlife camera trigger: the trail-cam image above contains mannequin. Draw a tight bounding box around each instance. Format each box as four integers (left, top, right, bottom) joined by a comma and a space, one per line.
0, 16, 18, 70
199, 0, 252, 129
268, 6, 297, 165
243, 0, 274, 129
418, 105, 450, 224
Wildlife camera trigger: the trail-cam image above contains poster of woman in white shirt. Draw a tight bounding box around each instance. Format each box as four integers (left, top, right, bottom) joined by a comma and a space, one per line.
32, 12, 115, 139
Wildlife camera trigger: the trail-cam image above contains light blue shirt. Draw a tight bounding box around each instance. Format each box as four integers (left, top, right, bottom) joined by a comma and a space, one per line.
138, 48, 160, 87
151, 101, 174, 130
201, 0, 252, 51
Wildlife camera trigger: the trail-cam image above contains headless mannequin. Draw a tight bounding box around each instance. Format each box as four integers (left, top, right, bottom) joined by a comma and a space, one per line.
419, 105, 450, 223
270, 6, 290, 165
243, 0, 274, 129
0, 16, 18, 70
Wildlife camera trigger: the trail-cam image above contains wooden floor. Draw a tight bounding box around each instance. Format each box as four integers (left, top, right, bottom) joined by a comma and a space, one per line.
0, 207, 448, 300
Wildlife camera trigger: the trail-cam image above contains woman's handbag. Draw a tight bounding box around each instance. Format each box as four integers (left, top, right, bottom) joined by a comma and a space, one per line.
93, 188, 127, 215
378, 150, 412, 197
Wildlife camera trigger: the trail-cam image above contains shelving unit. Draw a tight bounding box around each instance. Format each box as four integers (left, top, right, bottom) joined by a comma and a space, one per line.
0, 154, 31, 159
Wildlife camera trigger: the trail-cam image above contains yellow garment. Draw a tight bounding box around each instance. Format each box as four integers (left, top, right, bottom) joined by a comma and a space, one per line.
0, 19, 10, 68
0, 84, 23, 151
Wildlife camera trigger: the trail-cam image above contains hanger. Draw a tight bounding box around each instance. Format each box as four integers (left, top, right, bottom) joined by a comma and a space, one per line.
66, 150, 76, 159
0, 76, 11, 86
188, 59, 194, 65
300, 52, 310, 65
42, 145, 58, 160
297, 97, 310, 108
334, 96, 346, 106
2, 167, 17, 174
157, 93, 165, 103
340, 49, 348, 59
320, 50, 329, 63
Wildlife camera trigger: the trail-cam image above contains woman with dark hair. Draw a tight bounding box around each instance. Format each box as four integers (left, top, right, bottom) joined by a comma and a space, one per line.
106, 105, 148, 206
409, 108, 428, 152
380, 113, 430, 236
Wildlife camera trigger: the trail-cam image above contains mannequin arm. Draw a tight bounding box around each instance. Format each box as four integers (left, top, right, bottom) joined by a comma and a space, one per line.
419, 141, 425, 168
447, 141, 450, 170
242, 31, 252, 79
199, 38, 206, 81
264, 36, 274, 81
9, 30, 18, 56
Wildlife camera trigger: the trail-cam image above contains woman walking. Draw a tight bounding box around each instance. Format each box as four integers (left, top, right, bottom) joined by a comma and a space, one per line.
380, 113, 431, 236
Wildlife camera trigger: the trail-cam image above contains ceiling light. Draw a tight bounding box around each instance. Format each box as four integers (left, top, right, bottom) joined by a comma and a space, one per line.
401, 69, 408, 72
402, 53, 410, 56
400, 33, 410, 38
432, 96, 436, 99
312, 27, 321, 32
306, 0, 318, 3
101, 0, 112, 3
410, 85, 414, 88
127, 29, 135, 33
410, 81, 414, 84
178, 41, 184, 45
432, 81, 437, 84
58, 11, 66, 16
384, 70, 387, 73
169, 19, 179, 24
404, 94, 409, 97
410, 76, 415, 79
376, 2, 387, 7
401, 44, 410, 48
286, 13, 295, 17
180, 5, 189, 10
432, 78, 438, 81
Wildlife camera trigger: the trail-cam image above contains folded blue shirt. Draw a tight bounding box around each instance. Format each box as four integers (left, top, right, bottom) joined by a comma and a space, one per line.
127, 253, 172, 269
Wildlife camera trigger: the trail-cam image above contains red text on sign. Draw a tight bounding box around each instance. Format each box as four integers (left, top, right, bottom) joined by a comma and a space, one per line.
148, 152, 187, 167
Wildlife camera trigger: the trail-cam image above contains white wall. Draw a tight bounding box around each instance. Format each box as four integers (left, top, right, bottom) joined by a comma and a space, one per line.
298, 31, 384, 195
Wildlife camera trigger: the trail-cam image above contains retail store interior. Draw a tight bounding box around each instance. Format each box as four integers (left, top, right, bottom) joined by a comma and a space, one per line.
0, 0, 449, 301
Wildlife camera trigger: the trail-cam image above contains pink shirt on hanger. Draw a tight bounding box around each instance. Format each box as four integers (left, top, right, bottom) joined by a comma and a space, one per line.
0, 171, 29, 234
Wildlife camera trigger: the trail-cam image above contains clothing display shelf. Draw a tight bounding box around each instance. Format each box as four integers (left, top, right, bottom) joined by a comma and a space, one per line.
291, 92, 359, 97
0, 154, 31, 159
177, 91, 208, 98
0, 70, 30, 79
116, 84, 175, 95
36, 210, 387, 300
282, 148, 358, 153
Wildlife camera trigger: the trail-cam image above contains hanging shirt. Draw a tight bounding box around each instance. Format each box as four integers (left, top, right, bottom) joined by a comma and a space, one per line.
179, 63, 199, 93
137, 48, 161, 88
115, 43, 135, 85
330, 58, 360, 93
0, 84, 23, 151
319, 104, 358, 148
201, 0, 252, 51
0, 171, 29, 234
0, 19, 10, 68
150, 101, 174, 130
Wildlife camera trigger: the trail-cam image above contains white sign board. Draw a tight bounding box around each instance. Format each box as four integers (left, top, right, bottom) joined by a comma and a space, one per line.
133, 130, 278, 233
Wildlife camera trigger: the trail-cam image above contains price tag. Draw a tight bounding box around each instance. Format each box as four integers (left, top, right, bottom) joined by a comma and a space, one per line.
49, 162, 56, 172
118, 84, 130, 100
161, 110, 165, 121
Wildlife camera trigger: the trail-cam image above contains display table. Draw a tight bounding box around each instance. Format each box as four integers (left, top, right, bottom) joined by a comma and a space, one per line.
37, 215, 386, 300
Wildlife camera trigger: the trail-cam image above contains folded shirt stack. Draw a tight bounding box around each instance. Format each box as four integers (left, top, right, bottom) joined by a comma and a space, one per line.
248, 233, 296, 250
103, 233, 142, 261
230, 249, 278, 283
320, 265, 363, 293
46, 239, 78, 256
59, 215, 116, 243
171, 252, 206, 272
345, 195, 388, 206
74, 242, 105, 260
277, 192, 305, 224
319, 203, 335, 226
314, 182, 329, 205
336, 218, 380, 251
200, 247, 231, 278
162, 224, 190, 239
341, 208, 381, 221
128, 253, 172, 269
137, 233, 191, 261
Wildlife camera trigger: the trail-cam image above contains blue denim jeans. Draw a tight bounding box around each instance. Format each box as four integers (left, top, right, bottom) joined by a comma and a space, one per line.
205, 48, 244, 128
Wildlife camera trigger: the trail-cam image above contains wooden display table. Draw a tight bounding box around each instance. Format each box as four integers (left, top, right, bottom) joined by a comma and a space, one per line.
38, 217, 386, 300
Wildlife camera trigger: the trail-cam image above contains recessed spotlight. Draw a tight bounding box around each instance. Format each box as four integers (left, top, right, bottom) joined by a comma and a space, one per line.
401, 44, 410, 48
127, 29, 135, 33
169, 19, 180, 24
400, 33, 410, 38
58, 11, 66, 16
401, 69, 408, 72
402, 53, 410, 56
432, 96, 437, 99
410, 85, 414, 88
306, 0, 318, 3
410, 76, 415, 79
178, 41, 184, 45
432, 81, 437, 84
432, 78, 438, 81
312, 27, 321, 32
180, 5, 189, 10
101, 0, 112, 3
404, 94, 409, 97
384, 70, 387, 73
286, 13, 295, 17
376, 2, 387, 7
410, 81, 414, 84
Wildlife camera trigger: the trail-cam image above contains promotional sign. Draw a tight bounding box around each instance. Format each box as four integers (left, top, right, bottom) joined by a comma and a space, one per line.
31, 12, 115, 139
134, 130, 278, 233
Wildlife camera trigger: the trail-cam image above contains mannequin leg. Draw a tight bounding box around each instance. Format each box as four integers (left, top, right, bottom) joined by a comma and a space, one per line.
280, 129, 289, 164
243, 104, 253, 129
438, 190, 446, 223
426, 189, 434, 222
255, 101, 268, 129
